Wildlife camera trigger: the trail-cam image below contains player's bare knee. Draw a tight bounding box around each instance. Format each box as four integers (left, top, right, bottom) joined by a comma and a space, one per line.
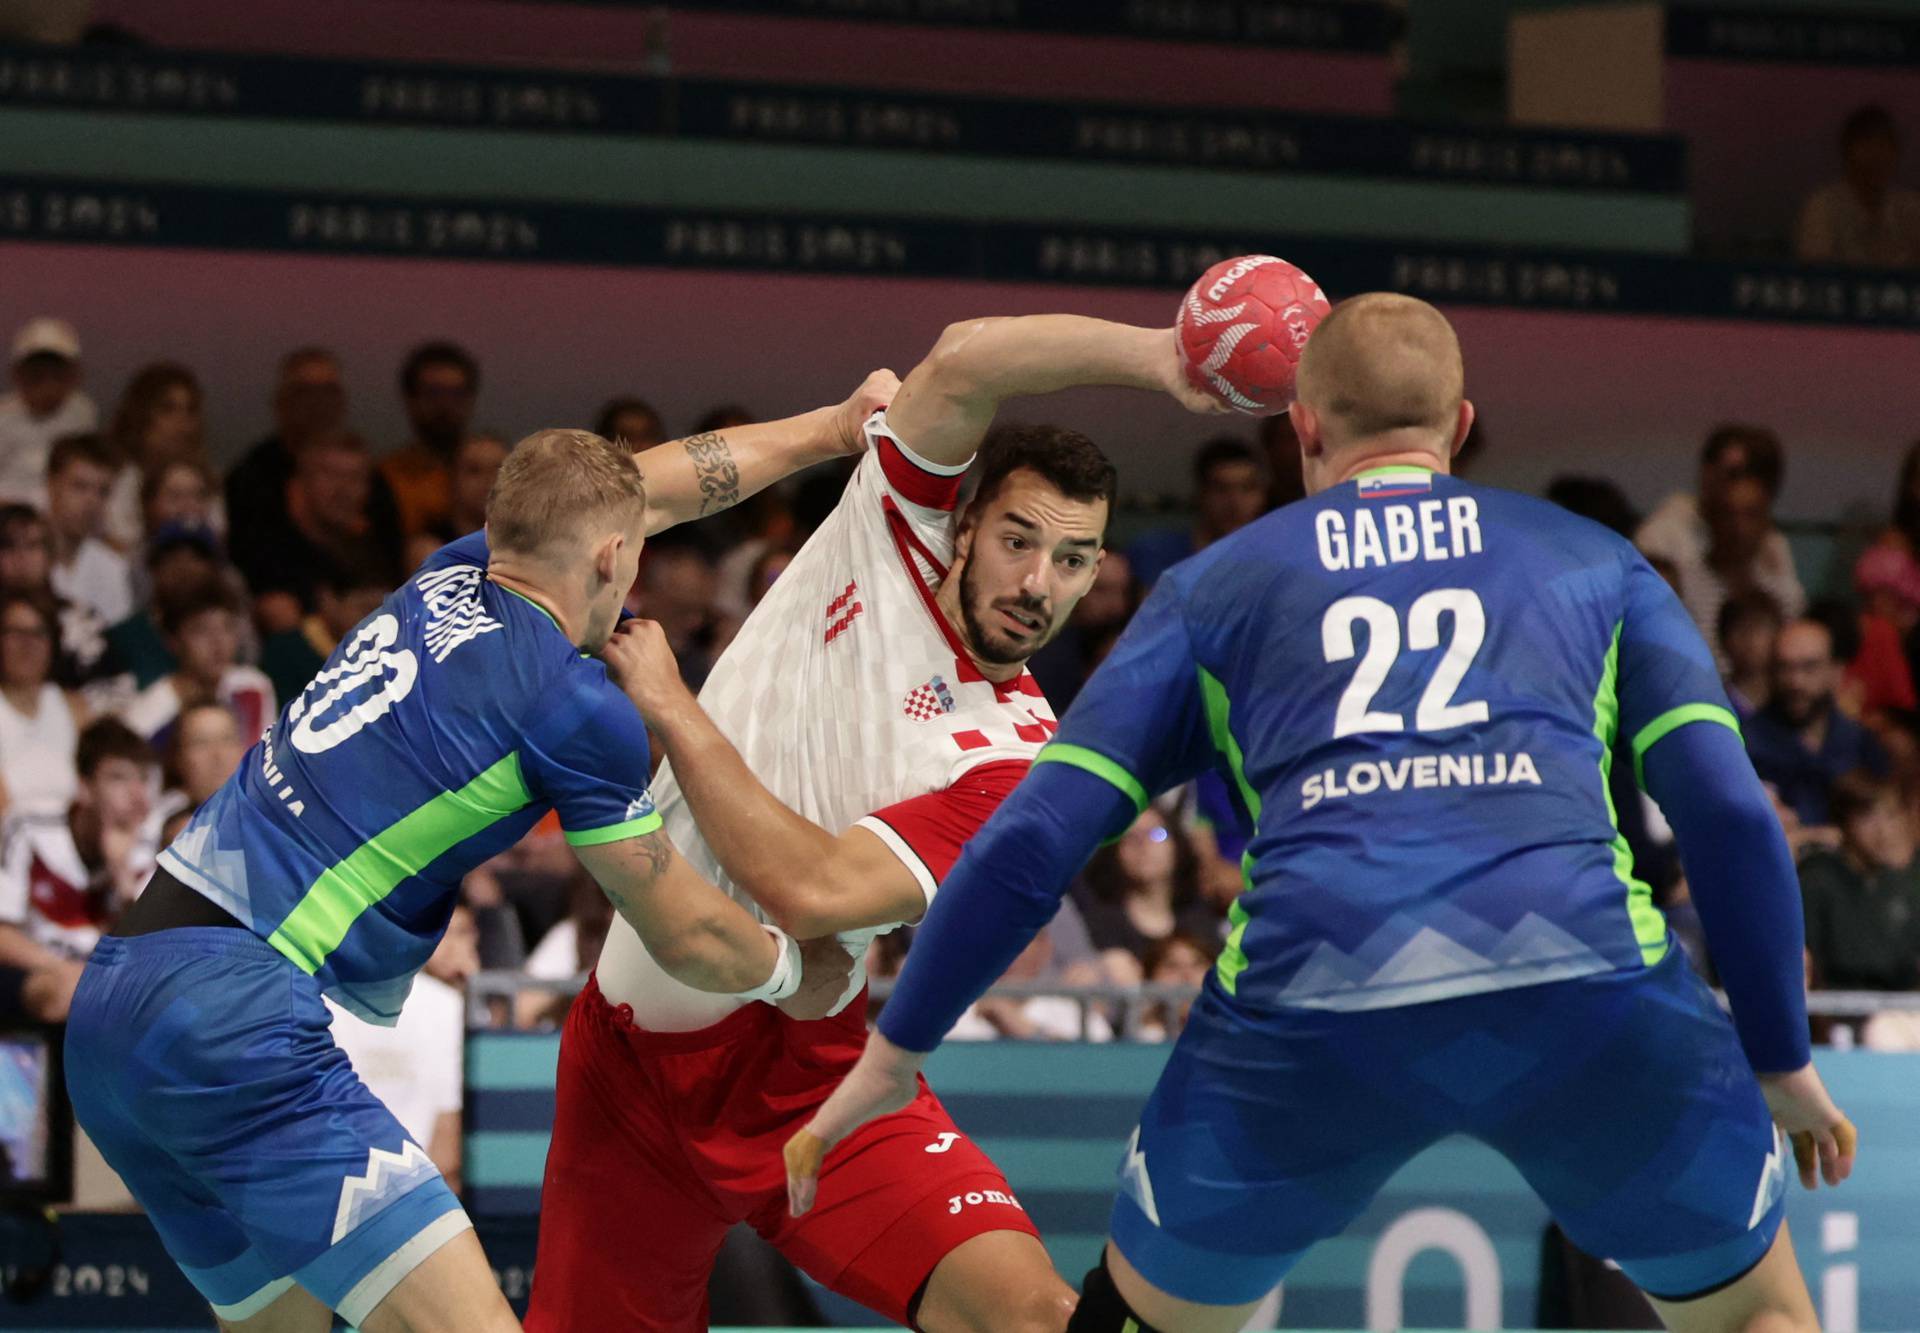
1012, 1283, 1077, 1333
931, 1284, 1071, 1333
919, 1255, 1074, 1333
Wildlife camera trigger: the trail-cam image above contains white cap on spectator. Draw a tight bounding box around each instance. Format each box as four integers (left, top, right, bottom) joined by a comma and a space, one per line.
11, 317, 81, 365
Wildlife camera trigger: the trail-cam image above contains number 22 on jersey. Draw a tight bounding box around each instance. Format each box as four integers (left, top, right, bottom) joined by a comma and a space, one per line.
1322, 588, 1489, 738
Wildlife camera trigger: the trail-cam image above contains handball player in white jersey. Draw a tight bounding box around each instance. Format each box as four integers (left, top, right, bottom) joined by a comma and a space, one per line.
526, 315, 1220, 1333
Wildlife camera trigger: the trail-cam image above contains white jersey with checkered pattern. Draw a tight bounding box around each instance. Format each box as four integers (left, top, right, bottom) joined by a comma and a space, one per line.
596, 411, 1059, 1031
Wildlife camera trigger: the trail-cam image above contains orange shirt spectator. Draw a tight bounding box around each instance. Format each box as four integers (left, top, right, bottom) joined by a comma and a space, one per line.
382, 342, 479, 537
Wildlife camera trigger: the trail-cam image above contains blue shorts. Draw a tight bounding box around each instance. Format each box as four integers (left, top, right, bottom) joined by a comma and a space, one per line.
1111, 948, 1787, 1306
65, 929, 469, 1324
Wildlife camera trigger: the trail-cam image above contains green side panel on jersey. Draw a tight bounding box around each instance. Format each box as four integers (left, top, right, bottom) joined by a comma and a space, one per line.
1220, 866, 1254, 996
1591, 624, 1669, 967
1630, 701, 1742, 789
1199, 666, 1264, 996
269, 751, 534, 975
1198, 668, 1264, 823
1034, 743, 1149, 816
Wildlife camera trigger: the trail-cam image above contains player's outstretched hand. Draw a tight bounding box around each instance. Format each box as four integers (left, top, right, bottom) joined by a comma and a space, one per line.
785, 1032, 924, 1216
1758, 1063, 1858, 1189
775, 936, 856, 1022
829, 368, 902, 455
1157, 326, 1233, 416
602, 618, 694, 726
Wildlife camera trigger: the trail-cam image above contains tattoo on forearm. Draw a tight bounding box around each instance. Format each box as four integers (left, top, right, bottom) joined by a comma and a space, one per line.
683, 432, 740, 516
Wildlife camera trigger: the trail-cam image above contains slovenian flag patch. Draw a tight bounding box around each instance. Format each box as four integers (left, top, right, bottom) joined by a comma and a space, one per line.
1356, 469, 1434, 500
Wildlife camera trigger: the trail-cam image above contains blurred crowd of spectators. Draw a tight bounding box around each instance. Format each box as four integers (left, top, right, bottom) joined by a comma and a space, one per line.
1547, 424, 1920, 1058
3, 310, 1918, 1113
0, 311, 875, 1124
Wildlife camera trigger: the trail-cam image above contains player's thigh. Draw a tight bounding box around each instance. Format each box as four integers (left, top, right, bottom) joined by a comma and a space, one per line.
525, 984, 732, 1333
764, 1084, 1053, 1330
1646, 1224, 1818, 1333
1477, 953, 1787, 1298
1109, 990, 1439, 1308
215, 1282, 332, 1333
916, 1230, 1076, 1333
1106, 1240, 1263, 1333
357, 1228, 520, 1333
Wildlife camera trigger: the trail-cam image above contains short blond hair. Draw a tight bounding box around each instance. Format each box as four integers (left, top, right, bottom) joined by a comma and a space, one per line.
486, 429, 647, 557
1297, 293, 1463, 446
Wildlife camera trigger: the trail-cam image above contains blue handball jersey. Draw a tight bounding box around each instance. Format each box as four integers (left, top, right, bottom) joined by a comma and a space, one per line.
1042, 465, 1738, 1012
158, 534, 660, 1023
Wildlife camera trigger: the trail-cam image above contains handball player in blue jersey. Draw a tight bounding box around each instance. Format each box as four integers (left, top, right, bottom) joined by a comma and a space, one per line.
62, 380, 892, 1333
794, 297, 1857, 1333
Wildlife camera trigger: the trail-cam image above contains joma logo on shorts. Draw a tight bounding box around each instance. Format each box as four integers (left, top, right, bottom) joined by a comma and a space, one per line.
947, 1189, 1024, 1215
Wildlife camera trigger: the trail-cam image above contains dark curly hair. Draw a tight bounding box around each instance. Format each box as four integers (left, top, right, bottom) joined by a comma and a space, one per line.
964, 423, 1117, 526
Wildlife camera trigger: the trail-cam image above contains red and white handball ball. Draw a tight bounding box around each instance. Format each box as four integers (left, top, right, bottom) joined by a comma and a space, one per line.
1176, 255, 1331, 416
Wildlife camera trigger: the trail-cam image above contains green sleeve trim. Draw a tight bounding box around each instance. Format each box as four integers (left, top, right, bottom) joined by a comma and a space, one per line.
1630, 703, 1742, 789
1034, 744, 1149, 817
564, 811, 664, 847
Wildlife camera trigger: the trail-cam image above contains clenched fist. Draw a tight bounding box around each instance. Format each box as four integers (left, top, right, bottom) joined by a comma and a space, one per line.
828, 369, 902, 455
601, 618, 694, 727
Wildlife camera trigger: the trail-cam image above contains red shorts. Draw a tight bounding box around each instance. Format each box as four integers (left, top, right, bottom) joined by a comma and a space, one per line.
524, 975, 1039, 1332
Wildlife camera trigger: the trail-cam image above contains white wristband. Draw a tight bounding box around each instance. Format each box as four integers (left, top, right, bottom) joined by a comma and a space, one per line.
733, 923, 801, 1004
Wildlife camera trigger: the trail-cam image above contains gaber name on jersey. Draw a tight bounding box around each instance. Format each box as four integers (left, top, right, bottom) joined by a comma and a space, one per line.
1314, 494, 1483, 571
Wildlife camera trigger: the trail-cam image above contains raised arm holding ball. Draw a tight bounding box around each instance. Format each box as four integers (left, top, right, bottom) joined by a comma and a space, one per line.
524, 305, 1244, 1333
